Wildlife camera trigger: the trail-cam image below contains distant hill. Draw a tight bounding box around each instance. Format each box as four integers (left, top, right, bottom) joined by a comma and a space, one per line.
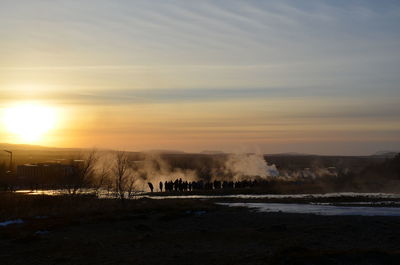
200, 150, 226, 155
141, 149, 186, 154
266, 152, 314, 157
371, 151, 400, 158
0, 143, 77, 151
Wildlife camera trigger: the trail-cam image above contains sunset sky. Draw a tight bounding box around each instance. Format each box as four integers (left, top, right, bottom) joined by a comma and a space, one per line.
1, 0, 399, 155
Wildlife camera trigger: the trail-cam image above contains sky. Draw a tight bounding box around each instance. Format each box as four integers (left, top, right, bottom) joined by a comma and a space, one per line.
0, 0, 399, 155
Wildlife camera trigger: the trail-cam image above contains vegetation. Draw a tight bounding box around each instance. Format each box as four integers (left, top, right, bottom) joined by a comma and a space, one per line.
1, 150, 399, 195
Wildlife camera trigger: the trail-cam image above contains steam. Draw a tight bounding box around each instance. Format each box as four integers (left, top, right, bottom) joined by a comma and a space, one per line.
92, 151, 340, 192
106, 152, 281, 190
132, 153, 197, 189
223, 153, 279, 181
279, 167, 338, 180
132, 153, 280, 186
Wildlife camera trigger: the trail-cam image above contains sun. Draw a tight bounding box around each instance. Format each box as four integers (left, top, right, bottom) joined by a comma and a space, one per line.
3, 103, 57, 143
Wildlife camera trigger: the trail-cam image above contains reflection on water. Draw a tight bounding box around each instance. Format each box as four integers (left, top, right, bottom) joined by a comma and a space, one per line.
145, 192, 400, 200
15, 189, 400, 216
219, 203, 400, 216
15, 189, 400, 200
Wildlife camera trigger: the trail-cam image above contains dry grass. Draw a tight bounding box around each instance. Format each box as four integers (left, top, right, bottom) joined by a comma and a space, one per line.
0, 191, 217, 221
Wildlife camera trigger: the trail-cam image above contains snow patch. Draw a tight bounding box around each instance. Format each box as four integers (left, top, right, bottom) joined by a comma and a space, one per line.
0, 219, 24, 227
219, 203, 400, 216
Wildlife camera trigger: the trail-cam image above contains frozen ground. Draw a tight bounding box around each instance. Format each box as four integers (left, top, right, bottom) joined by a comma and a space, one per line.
220, 202, 400, 216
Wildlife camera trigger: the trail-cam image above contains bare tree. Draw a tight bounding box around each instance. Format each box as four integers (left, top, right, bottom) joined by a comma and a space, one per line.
66, 149, 98, 195
112, 151, 136, 200
126, 175, 136, 198
93, 164, 111, 197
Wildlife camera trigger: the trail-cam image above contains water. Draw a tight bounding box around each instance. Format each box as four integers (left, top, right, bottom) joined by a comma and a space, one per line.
144, 192, 400, 200
14, 189, 400, 216
219, 203, 400, 216
15, 189, 400, 200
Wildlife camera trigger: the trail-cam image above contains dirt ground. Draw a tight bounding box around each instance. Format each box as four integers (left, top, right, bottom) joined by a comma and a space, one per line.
1, 195, 400, 265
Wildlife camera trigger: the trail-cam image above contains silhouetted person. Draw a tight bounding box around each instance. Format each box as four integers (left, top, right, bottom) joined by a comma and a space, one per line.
148, 182, 154, 193
159, 181, 163, 192
165, 181, 169, 192
174, 179, 179, 191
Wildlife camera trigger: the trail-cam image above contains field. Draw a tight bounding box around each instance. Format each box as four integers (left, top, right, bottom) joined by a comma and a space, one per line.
1, 192, 400, 265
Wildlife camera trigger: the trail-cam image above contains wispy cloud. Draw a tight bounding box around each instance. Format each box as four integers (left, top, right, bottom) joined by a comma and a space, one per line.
1, 0, 399, 154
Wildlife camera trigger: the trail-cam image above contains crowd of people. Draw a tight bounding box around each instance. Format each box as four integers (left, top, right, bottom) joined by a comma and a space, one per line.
147, 178, 263, 192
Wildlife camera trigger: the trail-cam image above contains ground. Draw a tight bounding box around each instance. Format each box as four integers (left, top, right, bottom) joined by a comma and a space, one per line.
1, 193, 400, 265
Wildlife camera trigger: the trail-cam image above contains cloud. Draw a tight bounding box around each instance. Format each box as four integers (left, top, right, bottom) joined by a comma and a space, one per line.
1, 0, 400, 154
1, 1, 399, 91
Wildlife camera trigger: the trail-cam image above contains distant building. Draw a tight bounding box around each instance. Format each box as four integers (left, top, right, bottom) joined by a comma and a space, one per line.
17, 163, 74, 182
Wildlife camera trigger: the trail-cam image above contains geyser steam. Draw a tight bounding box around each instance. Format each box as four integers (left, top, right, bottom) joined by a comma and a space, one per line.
224, 153, 279, 181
